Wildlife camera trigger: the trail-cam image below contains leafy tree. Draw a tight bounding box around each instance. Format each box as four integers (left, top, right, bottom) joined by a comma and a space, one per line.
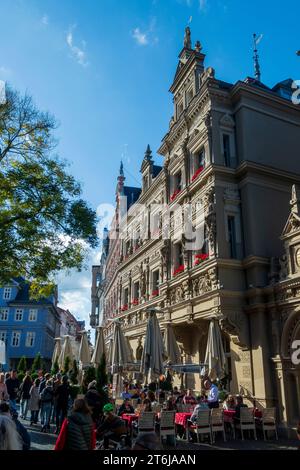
31, 352, 42, 373
69, 359, 79, 385
17, 356, 27, 374
51, 358, 59, 376
0, 86, 98, 297
63, 356, 71, 375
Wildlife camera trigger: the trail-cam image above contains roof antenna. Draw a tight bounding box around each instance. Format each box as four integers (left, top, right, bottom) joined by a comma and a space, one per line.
253, 33, 263, 82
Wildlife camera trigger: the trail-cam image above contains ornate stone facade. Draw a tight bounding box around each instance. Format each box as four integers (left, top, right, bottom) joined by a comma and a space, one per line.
91, 29, 300, 435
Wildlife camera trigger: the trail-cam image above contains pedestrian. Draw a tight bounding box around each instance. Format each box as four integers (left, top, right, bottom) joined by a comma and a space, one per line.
0, 373, 9, 401
85, 380, 102, 423
54, 375, 70, 434
204, 379, 219, 409
54, 398, 96, 450
0, 414, 23, 450
97, 403, 127, 449
29, 378, 41, 425
0, 402, 31, 450
19, 373, 32, 420
5, 370, 20, 412
40, 379, 54, 432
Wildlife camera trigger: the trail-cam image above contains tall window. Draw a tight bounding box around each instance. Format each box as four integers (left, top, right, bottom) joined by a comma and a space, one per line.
0, 331, 7, 342
186, 88, 193, 105
177, 101, 184, 118
152, 270, 160, 292
228, 216, 237, 258
3, 288, 12, 300
133, 282, 140, 300
28, 309, 38, 322
123, 288, 129, 306
26, 332, 36, 347
0, 309, 9, 321
223, 134, 231, 167
11, 331, 21, 347
14, 309, 23, 321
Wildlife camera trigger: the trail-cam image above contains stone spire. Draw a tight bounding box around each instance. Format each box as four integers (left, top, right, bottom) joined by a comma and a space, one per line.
144, 144, 152, 162
117, 160, 125, 195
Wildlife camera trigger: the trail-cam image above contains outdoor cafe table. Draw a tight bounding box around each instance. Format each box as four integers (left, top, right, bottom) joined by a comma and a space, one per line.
175, 412, 192, 428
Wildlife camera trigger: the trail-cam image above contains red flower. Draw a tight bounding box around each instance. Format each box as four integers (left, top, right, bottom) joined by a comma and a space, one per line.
121, 304, 128, 311
191, 166, 204, 182
194, 253, 209, 265
152, 290, 159, 297
173, 265, 185, 276
132, 298, 139, 306
170, 189, 181, 202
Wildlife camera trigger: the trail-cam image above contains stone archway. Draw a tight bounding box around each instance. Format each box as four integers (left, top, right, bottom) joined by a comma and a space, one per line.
280, 308, 300, 426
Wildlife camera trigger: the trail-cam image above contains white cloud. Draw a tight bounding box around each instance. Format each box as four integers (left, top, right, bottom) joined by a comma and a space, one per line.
66, 26, 89, 67
132, 28, 149, 46
131, 18, 158, 46
41, 14, 48, 25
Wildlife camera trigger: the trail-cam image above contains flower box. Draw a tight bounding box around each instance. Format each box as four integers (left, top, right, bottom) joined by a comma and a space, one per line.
191, 166, 204, 182
132, 298, 139, 306
121, 304, 128, 311
194, 253, 209, 265
173, 265, 185, 277
152, 289, 159, 297
170, 189, 181, 202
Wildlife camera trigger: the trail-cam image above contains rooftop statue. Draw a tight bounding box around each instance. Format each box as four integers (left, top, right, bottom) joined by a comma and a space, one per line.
184, 26, 192, 49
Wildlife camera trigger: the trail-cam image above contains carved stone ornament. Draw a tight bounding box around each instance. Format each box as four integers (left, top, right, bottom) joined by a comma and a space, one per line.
279, 254, 288, 280
220, 312, 249, 349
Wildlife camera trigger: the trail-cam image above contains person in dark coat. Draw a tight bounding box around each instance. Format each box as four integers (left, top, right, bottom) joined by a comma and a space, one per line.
19, 374, 32, 420
54, 375, 70, 434
54, 399, 95, 450
84, 380, 102, 423
5, 370, 20, 412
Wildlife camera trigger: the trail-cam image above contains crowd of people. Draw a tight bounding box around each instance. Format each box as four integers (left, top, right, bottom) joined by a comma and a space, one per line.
1, 370, 300, 450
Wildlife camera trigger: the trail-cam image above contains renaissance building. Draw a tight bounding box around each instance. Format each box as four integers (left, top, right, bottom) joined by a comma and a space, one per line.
91, 28, 300, 435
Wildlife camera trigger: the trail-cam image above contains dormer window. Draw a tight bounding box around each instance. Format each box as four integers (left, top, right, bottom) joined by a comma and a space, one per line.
192, 148, 205, 181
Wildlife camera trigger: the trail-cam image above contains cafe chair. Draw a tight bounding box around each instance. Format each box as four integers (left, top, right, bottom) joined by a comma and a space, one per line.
190, 409, 212, 444
235, 408, 257, 440
210, 408, 226, 442
138, 412, 156, 433
159, 411, 176, 446
257, 408, 278, 441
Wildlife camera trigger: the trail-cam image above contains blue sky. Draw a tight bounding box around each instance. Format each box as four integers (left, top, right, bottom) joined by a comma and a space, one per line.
0, 0, 299, 328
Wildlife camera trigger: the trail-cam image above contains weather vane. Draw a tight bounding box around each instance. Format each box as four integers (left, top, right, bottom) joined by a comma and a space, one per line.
253, 33, 263, 82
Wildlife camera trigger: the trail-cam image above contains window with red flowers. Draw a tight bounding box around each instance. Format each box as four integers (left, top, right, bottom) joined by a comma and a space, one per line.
191, 148, 205, 182
173, 243, 184, 277
170, 171, 182, 202
152, 269, 160, 296
132, 281, 140, 305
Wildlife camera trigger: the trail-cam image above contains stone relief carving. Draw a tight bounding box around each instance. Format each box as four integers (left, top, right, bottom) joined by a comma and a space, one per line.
220, 311, 249, 349
279, 254, 288, 280
136, 338, 143, 361
160, 240, 170, 282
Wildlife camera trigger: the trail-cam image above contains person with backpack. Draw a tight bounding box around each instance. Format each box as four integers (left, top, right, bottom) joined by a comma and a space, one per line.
54, 398, 96, 450
40, 379, 54, 432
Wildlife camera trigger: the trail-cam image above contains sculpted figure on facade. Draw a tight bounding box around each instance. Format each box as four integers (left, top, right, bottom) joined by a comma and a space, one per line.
279, 254, 288, 280
136, 338, 143, 361
160, 240, 170, 281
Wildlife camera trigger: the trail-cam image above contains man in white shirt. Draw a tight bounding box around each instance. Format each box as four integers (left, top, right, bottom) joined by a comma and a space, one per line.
204, 379, 219, 409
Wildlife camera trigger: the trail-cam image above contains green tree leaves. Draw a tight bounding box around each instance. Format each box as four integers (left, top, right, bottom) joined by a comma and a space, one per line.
0, 86, 98, 297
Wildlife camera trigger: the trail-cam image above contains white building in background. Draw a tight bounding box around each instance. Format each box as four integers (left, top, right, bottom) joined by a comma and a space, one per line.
56, 306, 85, 360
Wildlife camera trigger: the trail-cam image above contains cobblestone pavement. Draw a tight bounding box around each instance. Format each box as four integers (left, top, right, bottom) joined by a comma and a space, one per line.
20, 418, 56, 450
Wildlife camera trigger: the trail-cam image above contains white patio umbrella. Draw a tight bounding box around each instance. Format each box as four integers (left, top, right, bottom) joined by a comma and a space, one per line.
58, 335, 74, 369
140, 310, 167, 383
202, 319, 226, 381
106, 338, 113, 371
164, 323, 181, 365
91, 327, 105, 366
78, 331, 91, 367
111, 321, 133, 374
52, 337, 62, 366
